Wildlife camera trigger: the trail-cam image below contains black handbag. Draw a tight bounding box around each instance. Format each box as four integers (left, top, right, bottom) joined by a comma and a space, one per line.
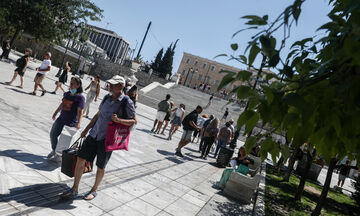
61, 138, 93, 177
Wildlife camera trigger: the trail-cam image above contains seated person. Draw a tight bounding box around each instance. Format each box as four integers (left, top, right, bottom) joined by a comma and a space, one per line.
250, 145, 260, 157
230, 146, 254, 170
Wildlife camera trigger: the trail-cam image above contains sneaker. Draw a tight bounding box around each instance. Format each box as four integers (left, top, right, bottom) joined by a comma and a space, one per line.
41, 91, 46, 96
203, 156, 207, 160
151, 128, 155, 132
50, 91, 56, 95
30, 92, 36, 96
47, 151, 56, 159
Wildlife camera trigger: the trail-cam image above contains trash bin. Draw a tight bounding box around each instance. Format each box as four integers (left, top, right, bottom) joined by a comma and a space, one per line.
216, 146, 234, 168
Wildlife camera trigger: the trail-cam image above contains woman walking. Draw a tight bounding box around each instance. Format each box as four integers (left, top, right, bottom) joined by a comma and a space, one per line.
160, 101, 175, 135
48, 77, 85, 162
200, 118, 219, 160
167, 104, 185, 140
83, 75, 100, 118
6, 48, 32, 88
51, 62, 72, 94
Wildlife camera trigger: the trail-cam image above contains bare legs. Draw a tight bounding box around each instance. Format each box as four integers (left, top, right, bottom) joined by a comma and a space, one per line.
151, 119, 158, 132
160, 120, 169, 134
71, 157, 105, 196
7, 72, 24, 88
53, 82, 65, 93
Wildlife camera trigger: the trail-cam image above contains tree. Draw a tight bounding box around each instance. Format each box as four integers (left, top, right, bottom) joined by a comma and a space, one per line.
0, 0, 103, 49
158, 39, 179, 78
151, 48, 163, 72
219, 0, 360, 215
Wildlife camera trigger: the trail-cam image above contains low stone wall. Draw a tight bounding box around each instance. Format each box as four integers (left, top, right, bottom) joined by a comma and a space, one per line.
11, 36, 82, 72
89, 57, 133, 80
135, 70, 169, 87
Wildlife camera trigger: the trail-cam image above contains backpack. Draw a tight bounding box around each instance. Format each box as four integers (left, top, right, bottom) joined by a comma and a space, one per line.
16, 56, 26, 68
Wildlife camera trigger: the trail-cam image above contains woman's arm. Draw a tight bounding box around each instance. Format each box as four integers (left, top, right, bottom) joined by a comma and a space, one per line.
23, 57, 29, 72
95, 83, 100, 101
85, 83, 91, 91
52, 103, 63, 120
181, 111, 185, 121
75, 107, 83, 129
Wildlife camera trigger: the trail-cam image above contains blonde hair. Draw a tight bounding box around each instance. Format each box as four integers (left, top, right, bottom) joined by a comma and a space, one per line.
208, 118, 219, 129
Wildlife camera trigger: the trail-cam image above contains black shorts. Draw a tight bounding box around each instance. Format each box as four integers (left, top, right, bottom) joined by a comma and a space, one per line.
193, 129, 200, 138
15, 68, 25, 76
77, 136, 112, 169
164, 112, 170, 121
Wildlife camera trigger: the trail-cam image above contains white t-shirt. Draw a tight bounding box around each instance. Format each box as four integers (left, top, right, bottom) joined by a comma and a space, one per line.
197, 116, 207, 128
175, 107, 184, 117
38, 59, 51, 75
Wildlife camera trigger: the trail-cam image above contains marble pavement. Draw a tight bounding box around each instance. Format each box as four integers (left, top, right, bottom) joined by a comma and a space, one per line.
0, 52, 263, 216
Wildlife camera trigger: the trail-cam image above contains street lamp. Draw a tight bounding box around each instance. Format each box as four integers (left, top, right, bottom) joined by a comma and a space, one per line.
188, 69, 198, 87
183, 67, 193, 86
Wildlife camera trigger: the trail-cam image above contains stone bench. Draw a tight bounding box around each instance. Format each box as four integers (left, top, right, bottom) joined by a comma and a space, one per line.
224, 171, 261, 204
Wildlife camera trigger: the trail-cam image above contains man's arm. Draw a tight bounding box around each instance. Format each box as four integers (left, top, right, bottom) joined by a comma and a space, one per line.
38, 66, 51, 72
189, 121, 199, 130
81, 111, 100, 137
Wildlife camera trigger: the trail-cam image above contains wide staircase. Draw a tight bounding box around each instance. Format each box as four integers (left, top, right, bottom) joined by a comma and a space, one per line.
138, 84, 244, 123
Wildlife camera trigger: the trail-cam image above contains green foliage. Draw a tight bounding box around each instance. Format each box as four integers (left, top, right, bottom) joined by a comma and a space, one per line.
221, 0, 360, 166
1, 0, 103, 45
151, 48, 163, 72
352, 176, 360, 208
158, 39, 178, 78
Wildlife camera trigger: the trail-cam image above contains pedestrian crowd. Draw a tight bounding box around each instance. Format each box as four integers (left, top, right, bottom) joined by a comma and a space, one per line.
1, 46, 138, 201
150, 94, 239, 160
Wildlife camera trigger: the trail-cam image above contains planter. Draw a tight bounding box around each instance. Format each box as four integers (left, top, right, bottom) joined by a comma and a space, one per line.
295, 160, 323, 182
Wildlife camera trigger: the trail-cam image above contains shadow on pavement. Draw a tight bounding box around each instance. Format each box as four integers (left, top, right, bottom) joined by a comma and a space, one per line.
136, 128, 152, 133
1, 183, 77, 214
7, 87, 31, 95
0, 149, 59, 171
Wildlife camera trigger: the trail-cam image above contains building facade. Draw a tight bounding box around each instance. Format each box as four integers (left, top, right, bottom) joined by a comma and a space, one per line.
85, 25, 130, 64
176, 52, 253, 94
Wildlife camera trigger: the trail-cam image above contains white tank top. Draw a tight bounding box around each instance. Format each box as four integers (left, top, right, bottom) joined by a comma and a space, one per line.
175, 108, 184, 117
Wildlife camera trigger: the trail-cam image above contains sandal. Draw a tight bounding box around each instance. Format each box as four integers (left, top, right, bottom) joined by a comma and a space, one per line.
60, 188, 78, 200
83, 190, 97, 201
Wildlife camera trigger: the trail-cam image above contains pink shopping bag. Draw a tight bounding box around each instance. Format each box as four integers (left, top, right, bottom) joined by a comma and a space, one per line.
104, 121, 131, 152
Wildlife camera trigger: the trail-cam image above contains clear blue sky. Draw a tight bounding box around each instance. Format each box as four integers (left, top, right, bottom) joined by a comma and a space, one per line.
88, 0, 332, 74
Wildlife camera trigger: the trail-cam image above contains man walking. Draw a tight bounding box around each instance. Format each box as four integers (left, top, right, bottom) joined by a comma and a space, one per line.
151, 94, 171, 133
31, 52, 51, 96
175, 105, 203, 157
60, 75, 136, 200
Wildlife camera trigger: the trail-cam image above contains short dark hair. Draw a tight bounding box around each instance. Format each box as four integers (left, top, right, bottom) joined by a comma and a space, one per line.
71, 76, 83, 93
67, 62, 72, 68
225, 122, 231, 127
166, 94, 171, 100
196, 105, 203, 110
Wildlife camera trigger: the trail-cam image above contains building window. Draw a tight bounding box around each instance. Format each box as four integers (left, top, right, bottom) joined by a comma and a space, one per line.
198, 74, 203, 81
206, 76, 211, 83
194, 60, 198, 66
186, 58, 190, 64
182, 69, 186, 75
202, 63, 206, 69
215, 80, 220, 86
211, 65, 215, 71
219, 68, 224, 72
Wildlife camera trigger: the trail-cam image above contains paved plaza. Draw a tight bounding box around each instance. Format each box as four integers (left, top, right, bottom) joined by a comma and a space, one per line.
0, 52, 356, 216
0, 52, 266, 216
